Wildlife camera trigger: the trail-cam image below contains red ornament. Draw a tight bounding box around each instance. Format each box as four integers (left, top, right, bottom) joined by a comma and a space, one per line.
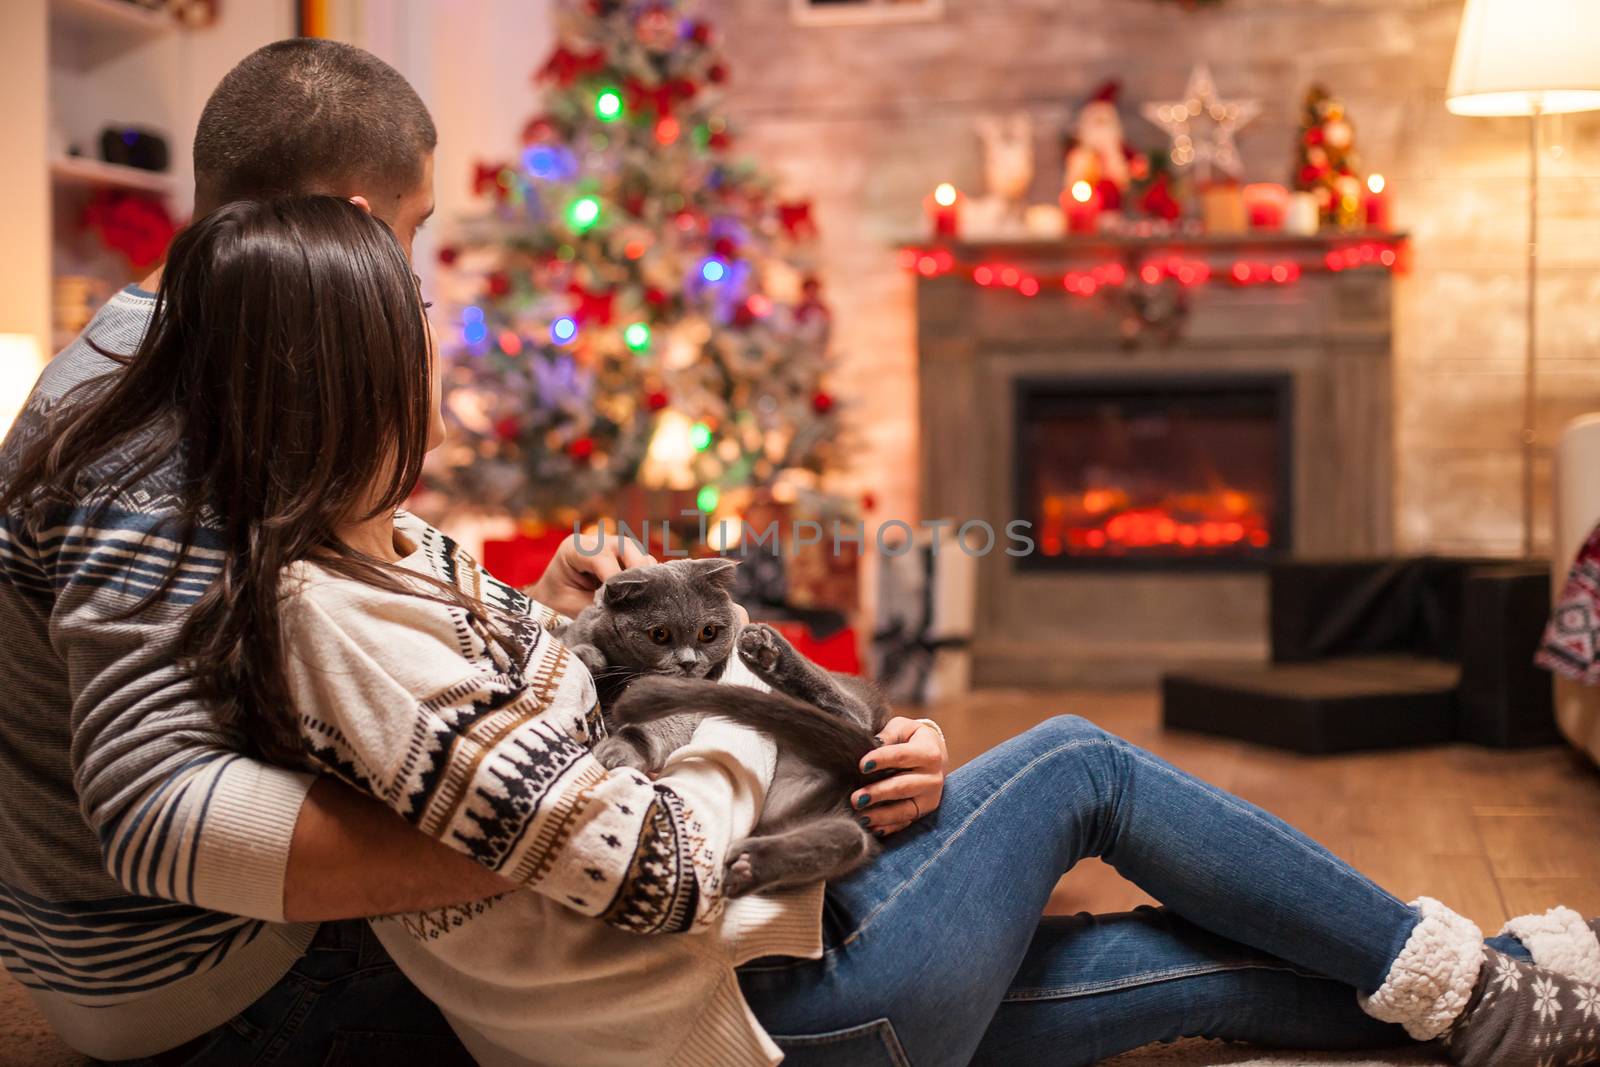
645, 390, 670, 411
687, 20, 712, 44
539, 45, 607, 87
811, 392, 834, 414
712, 235, 738, 257
1138, 173, 1181, 222
437, 245, 459, 266
707, 129, 731, 151
707, 63, 728, 85
776, 200, 816, 239
644, 287, 669, 307
493, 416, 521, 442
624, 76, 697, 120
487, 271, 511, 297
521, 115, 557, 145
732, 303, 756, 328
567, 436, 596, 460
1304, 126, 1325, 146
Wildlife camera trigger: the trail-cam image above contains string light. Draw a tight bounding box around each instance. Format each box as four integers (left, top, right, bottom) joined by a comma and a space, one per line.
696, 485, 720, 513
655, 116, 680, 145
594, 87, 624, 123
1367, 173, 1386, 195
689, 421, 713, 451
933, 182, 958, 207
566, 195, 602, 232
623, 322, 652, 351
1070, 180, 1094, 204
700, 257, 728, 282
462, 306, 487, 346
550, 316, 578, 345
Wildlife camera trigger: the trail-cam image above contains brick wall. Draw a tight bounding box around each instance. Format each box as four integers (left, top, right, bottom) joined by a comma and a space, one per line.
712, 0, 1600, 556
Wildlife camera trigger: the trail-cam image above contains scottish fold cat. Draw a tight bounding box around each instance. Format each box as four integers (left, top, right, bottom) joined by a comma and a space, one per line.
556, 558, 891, 896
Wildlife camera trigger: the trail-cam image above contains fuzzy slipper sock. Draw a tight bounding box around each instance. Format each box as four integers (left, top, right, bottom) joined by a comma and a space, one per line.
1441, 948, 1600, 1066
1500, 907, 1600, 986
1359, 897, 1486, 1040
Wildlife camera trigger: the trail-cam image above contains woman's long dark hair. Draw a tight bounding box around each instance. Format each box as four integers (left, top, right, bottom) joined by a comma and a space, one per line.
3, 196, 495, 763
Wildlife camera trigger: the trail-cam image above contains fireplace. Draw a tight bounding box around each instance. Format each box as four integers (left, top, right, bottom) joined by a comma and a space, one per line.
1015, 375, 1293, 570
915, 234, 1396, 685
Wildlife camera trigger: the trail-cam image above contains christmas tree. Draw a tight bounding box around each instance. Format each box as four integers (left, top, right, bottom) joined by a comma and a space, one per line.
1292, 84, 1361, 226
426, 0, 843, 529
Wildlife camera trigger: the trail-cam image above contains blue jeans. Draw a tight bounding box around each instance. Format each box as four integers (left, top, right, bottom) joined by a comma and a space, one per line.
112, 920, 472, 1067
738, 715, 1529, 1066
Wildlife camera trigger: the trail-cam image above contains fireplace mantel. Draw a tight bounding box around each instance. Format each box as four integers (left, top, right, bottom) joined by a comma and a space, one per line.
914, 233, 1397, 686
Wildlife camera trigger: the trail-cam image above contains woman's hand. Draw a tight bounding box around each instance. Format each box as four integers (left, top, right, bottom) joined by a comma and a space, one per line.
852, 717, 948, 836
527, 529, 655, 618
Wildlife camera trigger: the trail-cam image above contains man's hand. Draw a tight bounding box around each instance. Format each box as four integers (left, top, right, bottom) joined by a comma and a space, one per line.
526, 528, 656, 617
850, 717, 948, 836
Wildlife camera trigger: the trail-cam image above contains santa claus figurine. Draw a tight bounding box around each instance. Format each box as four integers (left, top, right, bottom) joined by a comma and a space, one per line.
1063, 80, 1146, 212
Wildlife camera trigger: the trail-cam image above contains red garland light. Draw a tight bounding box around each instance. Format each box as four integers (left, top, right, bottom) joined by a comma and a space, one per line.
1140, 263, 1163, 285
974, 265, 996, 285
917, 255, 939, 277
999, 266, 1021, 287
1018, 276, 1041, 297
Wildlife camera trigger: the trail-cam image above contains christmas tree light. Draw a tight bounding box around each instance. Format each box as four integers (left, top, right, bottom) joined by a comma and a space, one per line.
623, 322, 651, 351
689, 421, 714, 452
550, 316, 579, 345
566, 195, 602, 232
594, 87, 624, 123
696, 485, 720, 513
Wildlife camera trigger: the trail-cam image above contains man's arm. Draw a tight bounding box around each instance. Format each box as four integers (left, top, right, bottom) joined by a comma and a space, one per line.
285, 778, 512, 921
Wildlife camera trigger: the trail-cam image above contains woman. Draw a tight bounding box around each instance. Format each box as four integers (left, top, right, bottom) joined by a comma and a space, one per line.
9, 197, 1596, 1067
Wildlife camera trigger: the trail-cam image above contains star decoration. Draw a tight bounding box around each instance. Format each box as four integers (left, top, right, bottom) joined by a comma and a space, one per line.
1140, 65, 1261, 181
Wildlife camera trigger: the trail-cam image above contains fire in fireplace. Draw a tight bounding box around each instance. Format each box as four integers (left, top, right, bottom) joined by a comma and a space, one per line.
1014, 375, 1294, 569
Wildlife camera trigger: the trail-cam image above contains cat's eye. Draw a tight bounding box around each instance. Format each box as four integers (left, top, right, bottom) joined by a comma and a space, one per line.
698, 624, 720, 642
648, 626, 673, 645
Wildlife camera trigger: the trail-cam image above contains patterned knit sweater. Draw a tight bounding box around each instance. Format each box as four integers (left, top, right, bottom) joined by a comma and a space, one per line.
0, 288, 818, 1061
281, 513, 823, 1067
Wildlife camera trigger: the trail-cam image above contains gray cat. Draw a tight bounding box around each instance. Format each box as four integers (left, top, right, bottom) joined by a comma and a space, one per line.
556, 558, 892, 897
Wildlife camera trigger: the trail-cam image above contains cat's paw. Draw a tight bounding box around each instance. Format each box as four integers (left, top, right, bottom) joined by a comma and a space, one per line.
592, 736, 652, 773
571, 644, 608, 676
736, 624, 783, 673
724, 850, 758, 898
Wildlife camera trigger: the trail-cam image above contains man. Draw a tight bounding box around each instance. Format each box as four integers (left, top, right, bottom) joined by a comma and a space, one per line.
0, 39, 654, 1063
0, 37, 946, 1064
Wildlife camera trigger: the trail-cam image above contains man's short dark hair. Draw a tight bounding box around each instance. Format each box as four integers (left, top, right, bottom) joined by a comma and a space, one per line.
193, 39, 436, 215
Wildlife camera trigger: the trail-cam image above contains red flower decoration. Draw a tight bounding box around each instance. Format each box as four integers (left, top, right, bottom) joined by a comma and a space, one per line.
539, 45, 607, 87
776, 200, 816, 239
567, 281, 616, 325
473, 161, 513, 200
82, 190, 177, 270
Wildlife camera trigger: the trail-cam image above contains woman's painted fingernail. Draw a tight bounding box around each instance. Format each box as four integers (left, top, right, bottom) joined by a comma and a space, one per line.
856, 794, 871, 808
863, 760, 877, 772
857, 816, 871, 827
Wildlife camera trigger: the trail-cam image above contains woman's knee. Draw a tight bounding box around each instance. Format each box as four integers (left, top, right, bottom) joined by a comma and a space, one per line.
1029, 714, 1113, 749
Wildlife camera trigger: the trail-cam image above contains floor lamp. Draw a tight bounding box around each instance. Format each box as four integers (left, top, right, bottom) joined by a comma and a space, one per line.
1446, 0, 1600, 558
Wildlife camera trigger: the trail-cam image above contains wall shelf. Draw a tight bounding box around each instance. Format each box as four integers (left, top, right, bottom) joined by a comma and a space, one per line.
50, 155, 175, 195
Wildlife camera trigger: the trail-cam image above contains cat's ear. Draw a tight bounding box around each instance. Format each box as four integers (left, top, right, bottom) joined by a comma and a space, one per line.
689, 557, 739, 590
601, 570, 651, 607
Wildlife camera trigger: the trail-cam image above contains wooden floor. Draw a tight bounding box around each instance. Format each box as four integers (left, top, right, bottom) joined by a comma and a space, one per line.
929, 687, 1600, 932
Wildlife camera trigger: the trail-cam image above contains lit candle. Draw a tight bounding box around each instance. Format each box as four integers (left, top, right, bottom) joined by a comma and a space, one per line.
1242, 183, 1289, 231
1062, 179, 1102, 235
1363, 173, 1392, 231
1284, 191, 1320, 235
925, 182, 963, 238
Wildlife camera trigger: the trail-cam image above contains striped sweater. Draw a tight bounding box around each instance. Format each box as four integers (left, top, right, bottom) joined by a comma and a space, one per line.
0, 288, 792, 1059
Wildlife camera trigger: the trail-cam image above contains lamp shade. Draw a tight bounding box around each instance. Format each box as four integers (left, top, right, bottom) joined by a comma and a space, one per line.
1447, 0, 1600, 116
